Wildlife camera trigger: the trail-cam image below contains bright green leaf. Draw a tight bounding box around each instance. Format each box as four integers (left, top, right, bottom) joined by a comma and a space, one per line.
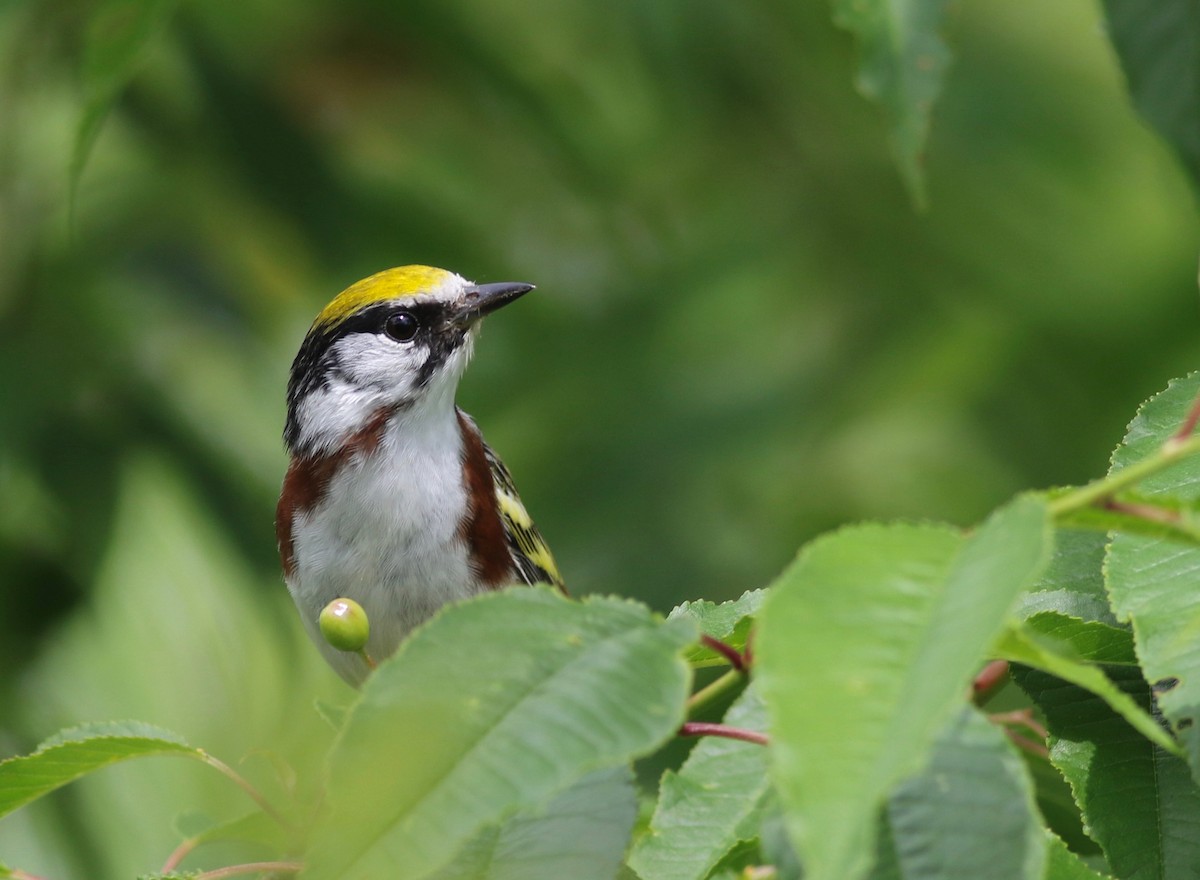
303, 590, 695, 880
995, 624, 1179, 755
628, 684, 769, 880
426, 767, 636, 880
887, 706, 1045, 880
1101, 1, 1200, 193
1013, 665, 1200, 880
1042, 832, 1111, 880
831, 0, 954, 208
669, 589, 763, 668
1106, 373, 1200, 773
0, 721, 200, 820
758, 495, 1051, 880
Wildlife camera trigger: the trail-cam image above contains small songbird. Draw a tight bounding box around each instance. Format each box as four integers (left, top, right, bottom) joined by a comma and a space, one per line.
276, 265, 563, 684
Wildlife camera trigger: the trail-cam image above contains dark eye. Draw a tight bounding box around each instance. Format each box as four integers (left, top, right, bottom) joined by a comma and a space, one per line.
384, 310, 419, 342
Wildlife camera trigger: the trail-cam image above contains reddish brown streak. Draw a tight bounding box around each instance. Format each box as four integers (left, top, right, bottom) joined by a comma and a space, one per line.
456, 411, 515, 586
276, 405, 396, 576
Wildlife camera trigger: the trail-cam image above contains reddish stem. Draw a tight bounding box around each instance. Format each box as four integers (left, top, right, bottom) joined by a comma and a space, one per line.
679, 721, 769, 746
700, 634, 746, 671
1103, 497, 1182, 525
1173, 388, 1200, 442
972, 660, 1009, 704
161, 837, 198, 873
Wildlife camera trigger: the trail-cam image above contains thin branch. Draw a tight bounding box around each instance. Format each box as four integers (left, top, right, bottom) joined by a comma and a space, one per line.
1048, 433, 1200, 518
1004, 728, 1049, 759
200, 753, 291, 829
161, 837, 198, 873
1103, 497, 1183, 526
679, 721, 769, 746
193, 861, 303, 879
687, 668, 745, 716
700, 634, 746, 671
990, 708, 1049, 741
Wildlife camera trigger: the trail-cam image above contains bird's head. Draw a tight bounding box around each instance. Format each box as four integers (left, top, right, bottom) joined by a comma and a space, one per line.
284, 265, 533, 456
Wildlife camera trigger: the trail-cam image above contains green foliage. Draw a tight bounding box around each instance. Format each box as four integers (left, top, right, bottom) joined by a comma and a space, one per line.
5, 0, 1200, 878
305, 591, 695, 880
0, 723, 198, 820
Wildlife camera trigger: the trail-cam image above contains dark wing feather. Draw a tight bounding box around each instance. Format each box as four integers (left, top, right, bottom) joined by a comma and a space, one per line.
483, 444, 566, 591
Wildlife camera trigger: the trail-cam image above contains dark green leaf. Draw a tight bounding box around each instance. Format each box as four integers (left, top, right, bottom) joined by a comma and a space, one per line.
0, 721, 200, 820
426, 767, 637, 880
1015, 529, 1115, 625
994, 624, 1179, 754
831, 0, 954, 208
887, 706, 1044, 880
758, 495, 1051, 880
304, 590, 695, 880
1020, 612, 1135, 666
1106, 373, 1200, 774
1013, 665, 1200, 879
628, 684, 769, 880
1101, 1, 1200, 192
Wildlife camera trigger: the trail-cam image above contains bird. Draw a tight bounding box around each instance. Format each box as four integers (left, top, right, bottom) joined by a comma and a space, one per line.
276, 265, 563, 685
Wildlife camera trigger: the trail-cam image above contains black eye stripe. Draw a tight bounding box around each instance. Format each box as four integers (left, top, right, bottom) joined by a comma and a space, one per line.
385, 310, 419, 342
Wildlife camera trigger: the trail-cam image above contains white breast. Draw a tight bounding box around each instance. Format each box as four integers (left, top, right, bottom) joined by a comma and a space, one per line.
286, 406, 475, 683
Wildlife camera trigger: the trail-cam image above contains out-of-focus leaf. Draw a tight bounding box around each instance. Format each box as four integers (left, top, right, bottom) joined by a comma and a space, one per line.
995, 624, 1178, 755
757, 495, 1051, 880
669, 589, 763, 667
304, 590, 695, 880
831, 0, 954, 208
426, 767, 636, 880
628, 684, 769, 880
1013, 665, 1200, 879
1105, 373, 1200, 774
71, 0, 175, 203
0, 721, 198, 820
887, 706, 1044, 880
1101, 1, 1200, 192
171, 809, 289, 863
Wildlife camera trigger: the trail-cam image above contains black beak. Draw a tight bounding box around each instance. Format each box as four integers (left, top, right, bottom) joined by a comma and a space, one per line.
453, 282, 535, 326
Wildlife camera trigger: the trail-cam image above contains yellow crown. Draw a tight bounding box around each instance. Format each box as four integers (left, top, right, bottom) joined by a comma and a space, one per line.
314, 265, 454, 329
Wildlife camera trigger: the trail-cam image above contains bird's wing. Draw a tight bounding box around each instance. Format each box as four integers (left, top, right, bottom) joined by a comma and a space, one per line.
484, 444, 566, 591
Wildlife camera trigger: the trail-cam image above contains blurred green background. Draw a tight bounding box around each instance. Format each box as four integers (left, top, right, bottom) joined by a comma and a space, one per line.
0, 0, 1197, 876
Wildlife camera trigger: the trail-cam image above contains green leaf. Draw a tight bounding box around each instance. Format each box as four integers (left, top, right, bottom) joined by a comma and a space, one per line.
1105, 373, 1200, 773
886, 706, 1045, 880
426, 767, 636, 880
1100, 1, 1200, 193
669, 589, 764, 668
757, 495, 1051, 880
303, 590, 696, 880
831, 0, 954, 208
628, 684, 769, 880
1020, 612, 1135, 666
994, 624, 1179, 755
71, 0, 175, 206
1042, 833, 1111, 880
0, 721, 200, 820
1013, 665, 1200, 880
1015, 529, 1115, 625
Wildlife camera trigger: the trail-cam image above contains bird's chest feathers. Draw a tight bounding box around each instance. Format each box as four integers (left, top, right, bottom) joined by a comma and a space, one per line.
291, 412, 473, 601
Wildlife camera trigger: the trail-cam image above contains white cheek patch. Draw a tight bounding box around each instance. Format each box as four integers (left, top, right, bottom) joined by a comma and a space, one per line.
336, 334, 428, 397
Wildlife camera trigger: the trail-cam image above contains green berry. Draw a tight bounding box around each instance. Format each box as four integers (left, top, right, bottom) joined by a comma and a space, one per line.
319, 598, 370, 653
